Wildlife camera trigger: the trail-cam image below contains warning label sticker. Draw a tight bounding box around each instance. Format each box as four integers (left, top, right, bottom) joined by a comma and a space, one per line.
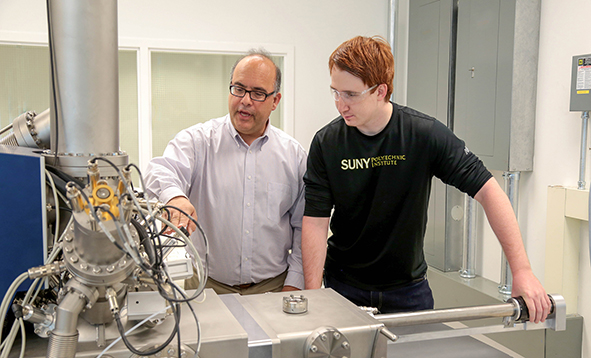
576, 56, 591, 91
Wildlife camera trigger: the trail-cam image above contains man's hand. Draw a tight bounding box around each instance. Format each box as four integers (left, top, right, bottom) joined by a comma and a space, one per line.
511, 269, 552, 323
164, 196, 198, 235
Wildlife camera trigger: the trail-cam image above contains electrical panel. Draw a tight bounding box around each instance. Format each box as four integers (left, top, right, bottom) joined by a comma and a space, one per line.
570, 54, 591, 111
454, 0, 540, 172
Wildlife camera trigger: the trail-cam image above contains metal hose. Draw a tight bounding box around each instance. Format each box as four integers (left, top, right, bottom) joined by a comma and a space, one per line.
46, 287, 95, 358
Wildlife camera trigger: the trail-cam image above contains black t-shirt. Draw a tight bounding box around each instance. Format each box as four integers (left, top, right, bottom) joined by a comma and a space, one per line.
304, 102, 492, 291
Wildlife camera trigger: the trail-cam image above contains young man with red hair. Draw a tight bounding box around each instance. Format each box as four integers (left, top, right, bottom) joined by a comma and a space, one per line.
302, 36, 550, 322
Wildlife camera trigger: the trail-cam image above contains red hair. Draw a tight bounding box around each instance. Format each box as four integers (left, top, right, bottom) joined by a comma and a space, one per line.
329, 36, 394, 100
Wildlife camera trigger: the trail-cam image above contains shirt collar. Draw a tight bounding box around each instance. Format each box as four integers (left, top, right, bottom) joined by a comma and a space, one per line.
225, 114, 270, 149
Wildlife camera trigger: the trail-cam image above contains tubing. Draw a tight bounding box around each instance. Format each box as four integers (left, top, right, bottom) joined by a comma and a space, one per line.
375, 302, 518, 327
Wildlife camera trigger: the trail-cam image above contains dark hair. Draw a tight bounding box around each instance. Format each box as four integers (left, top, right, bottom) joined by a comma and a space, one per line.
329, 36, 394, 100
230, 49, 281, 93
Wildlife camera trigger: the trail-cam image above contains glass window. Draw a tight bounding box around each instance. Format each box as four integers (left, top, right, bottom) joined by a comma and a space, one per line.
150, 51, 284, 157
0, 44, 139, 179
0, 44, 50, 128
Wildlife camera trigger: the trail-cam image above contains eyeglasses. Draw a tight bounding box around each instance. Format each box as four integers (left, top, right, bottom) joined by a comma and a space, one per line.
331, 84, 378, 103
230, 85, 276, 102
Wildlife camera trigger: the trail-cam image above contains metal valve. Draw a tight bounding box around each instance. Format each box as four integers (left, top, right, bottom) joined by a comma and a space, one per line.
283, 294, 308, 314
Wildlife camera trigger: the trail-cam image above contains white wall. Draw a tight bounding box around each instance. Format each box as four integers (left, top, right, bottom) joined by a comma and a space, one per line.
531, 0, 591, 356
527, 0, 586, 285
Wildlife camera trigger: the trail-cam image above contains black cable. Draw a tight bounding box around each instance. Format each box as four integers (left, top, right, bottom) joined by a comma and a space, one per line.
84, 207, 174, 355
178, 318, 182, 358
125, 163, 148, 196
45, 172, 68, 197
99, 209, 131, 255
130, 217, 156, 268
125, 219, 183, 301
135, 272, 184, 352
147, 207, 176, 273
45, 0, 60, 161
167, 278, 200, 358
156, 242, 187, 249
45, 165, 84, 186
145, 215, 163, 269
160, 204, 209, 260
113, 196, 153, 273
157, 204, 210, 302
148, 221, 189, 246
146, 232, 206, 304
45, 165, 85, 196
119, 219, 170, 292
114, 303, 180, 357
159, 205, 209, 250
161, 271, 183, 358
100, 188, 202, 355
158, 207, 172, 236
155, 228, 165, 267
125, 163, 164, 264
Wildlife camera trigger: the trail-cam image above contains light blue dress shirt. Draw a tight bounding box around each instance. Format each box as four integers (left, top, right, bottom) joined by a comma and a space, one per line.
145, 115, 307, 289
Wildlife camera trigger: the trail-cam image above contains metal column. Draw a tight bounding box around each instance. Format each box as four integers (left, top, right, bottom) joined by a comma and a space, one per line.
499, 171, 520, 295
459, 195, 477, 278
46, 0, 127, 178
578, 111, 589, 190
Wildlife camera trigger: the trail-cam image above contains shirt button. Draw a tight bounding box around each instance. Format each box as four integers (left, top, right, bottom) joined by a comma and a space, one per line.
248, 175, 252, 180
247, 202, 251, 207
246, 230, 250, 234
244, 258, 248, 261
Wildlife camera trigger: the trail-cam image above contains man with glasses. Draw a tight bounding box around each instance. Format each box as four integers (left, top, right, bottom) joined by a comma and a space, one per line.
302, 36, 551, 322
145, 50, 306, 295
